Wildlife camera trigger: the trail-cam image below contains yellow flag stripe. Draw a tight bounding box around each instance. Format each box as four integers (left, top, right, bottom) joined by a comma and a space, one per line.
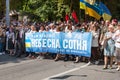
102, 13, 112, 21
80, 2, 86, 9
26, 43, 31, 47
86, 7, 101, 20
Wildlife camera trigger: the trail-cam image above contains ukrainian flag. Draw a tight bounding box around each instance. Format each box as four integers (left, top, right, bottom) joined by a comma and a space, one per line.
26, 43, 31, 47
25, 39, 31, 48
99, 2, 112, 21
80, 0, 102, 20
80, 0, 96, 9
85, 2, 102, 20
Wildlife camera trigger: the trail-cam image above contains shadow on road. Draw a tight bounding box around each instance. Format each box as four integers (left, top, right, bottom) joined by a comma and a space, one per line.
50, 74, 87, 80
0, 54, 30, 65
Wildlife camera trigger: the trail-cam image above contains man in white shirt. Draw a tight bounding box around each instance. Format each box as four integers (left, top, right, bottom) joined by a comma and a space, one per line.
49, 23, 56, 32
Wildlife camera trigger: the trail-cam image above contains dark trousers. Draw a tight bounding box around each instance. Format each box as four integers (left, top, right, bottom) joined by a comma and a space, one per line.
14, 40, 21, 56
91, 47, 100, 61
15, 39, 25, 57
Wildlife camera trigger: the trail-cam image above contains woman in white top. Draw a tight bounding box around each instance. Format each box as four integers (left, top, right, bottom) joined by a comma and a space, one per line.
90, 25, 100, 64
28, 25, 37, 59
54, 26, 62, 61
37, 25, 46, 59
103, 25, 115, 69
112, 24, 120, 71
29, 25, 37, 33
39, 25, 46, 32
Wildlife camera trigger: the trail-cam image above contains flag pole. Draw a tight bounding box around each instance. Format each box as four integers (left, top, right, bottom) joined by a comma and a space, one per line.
79, 2, 81, 22
6, 0, 10, 27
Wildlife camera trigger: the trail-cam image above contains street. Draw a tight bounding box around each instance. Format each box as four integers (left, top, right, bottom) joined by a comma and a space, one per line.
0, 54, 120, 80
0, 0, 120, 80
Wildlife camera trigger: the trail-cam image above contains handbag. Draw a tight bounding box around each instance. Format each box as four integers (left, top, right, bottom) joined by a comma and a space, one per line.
101, 39, 107, 48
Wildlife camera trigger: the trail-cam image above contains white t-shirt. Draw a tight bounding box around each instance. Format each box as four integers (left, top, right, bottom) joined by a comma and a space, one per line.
112, 30, 120, 48
91, 31, 99, 47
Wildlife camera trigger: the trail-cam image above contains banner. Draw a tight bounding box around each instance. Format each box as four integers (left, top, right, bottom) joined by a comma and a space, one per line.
25, 32, 92, 57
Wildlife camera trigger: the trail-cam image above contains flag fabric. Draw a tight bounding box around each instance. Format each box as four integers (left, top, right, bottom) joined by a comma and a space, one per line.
85, 0, 96, 5
99, 2, 112, 21
80, 0, 86, 9
25, 39, 31, 48
25, 43, 31, 47
65, 14, 69, 22
72, 10, 79, 23
80, 0, 102, 20
80, 0, 89, 14
85, 2, 102, 20
80, 0, 111, 20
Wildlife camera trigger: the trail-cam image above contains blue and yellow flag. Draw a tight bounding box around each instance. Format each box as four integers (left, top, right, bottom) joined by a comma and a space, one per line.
80, 0, 102, 20
80, 0, 86, 9
85, 2, 102, 20
25, 39, 31, 48
99, 2, 112, 21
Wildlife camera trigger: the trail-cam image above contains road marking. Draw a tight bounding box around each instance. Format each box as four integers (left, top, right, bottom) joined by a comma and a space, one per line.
42, 62, 90, 80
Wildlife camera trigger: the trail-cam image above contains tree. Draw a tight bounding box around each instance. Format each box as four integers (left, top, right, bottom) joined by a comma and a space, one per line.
10, 0, 24, 10
0, 0, 5, 19
20, 0, 59, 21
0, 0, 120, 21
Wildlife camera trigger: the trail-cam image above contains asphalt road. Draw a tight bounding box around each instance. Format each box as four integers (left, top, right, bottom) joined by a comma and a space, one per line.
0, 54, 120, 80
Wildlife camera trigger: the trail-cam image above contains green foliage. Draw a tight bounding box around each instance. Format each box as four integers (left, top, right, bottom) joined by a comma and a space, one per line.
0, 0, 5, 18
20, 0, 76, 22
10, 0, 24, 10
1, 0, 120, 21
21, 0, 59, 21
0, 0, 78, 21
57, 0, 70, 18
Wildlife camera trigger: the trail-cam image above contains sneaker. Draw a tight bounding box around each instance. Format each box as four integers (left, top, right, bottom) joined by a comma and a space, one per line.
109, 67, 113, 69
88, 61, 93, 65
28, 54, 32, 58
116, 67, 120, 71
37, 56, 43, 60
95, 61, 99, 65
31, 56, 36, 59
103, 67, 108, 70
37, 56, 40, 59
103, 65, 108, 70
0, 53, 2, 55
114, 62, 118, 65
1, 52, 5, 55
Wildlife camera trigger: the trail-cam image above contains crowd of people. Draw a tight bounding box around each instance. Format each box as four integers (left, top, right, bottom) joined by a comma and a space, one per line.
0, 19, 120, 71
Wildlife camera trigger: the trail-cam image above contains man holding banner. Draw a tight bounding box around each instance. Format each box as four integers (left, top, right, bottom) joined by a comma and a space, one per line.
26, 25, 37, 59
